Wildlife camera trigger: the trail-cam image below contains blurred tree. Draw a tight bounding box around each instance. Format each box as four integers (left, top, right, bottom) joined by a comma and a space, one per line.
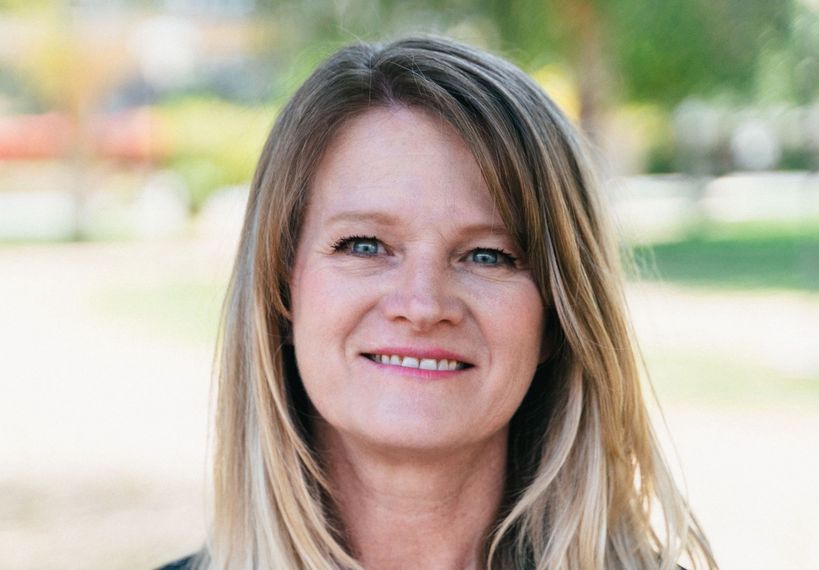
253, 0, 797, 143
609, 0, 794, 102
13, 5, 134, 239
751, 3, 819, 108
485, 0, 795, 139
485, 0, 613, 139
156, 98, 274, 213
0, 0, 58, 11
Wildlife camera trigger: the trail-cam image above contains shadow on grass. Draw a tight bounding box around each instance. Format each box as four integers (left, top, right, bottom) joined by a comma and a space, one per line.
630, 223, 819, 292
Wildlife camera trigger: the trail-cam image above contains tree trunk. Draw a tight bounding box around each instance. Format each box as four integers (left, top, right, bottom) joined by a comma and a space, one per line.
553, 0, 614, 148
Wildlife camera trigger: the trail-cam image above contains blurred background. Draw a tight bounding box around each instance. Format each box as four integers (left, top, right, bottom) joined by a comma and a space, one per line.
0, 0, 817, 568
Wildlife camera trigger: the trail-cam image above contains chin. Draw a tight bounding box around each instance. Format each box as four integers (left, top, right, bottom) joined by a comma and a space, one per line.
343, 413, 500, 456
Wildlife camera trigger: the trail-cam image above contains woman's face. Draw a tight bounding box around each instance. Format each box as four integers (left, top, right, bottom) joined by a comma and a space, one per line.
290, 107, 544, 453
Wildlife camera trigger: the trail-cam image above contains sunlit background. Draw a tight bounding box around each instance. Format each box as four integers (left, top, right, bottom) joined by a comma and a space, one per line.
1, 1, 817, 568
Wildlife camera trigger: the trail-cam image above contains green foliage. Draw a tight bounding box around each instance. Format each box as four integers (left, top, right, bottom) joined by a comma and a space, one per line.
608, 0, 793, 104
485, 0, 796, 106
788, 4, 819, 103
189, 0, 803, 111
155, 98, 276, 213
780, 148, 818, 171
645, 142, 676, 174
0, 0, 58, 12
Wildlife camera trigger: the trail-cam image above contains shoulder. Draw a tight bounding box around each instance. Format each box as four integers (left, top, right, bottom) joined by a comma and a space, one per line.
154, 554, 196, 570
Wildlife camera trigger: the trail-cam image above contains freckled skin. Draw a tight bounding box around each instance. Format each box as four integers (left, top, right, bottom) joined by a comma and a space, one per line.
290, 107, 544, 454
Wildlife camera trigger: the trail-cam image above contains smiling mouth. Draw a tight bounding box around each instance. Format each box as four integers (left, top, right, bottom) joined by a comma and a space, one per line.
363, 353, 472, 371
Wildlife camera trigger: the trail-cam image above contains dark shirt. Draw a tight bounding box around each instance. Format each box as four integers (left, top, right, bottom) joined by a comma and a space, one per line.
155, 555, 195, 570
155, 553, 688, 569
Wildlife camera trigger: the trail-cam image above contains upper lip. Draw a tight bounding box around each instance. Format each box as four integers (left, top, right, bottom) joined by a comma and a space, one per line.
362, 346, 474, 365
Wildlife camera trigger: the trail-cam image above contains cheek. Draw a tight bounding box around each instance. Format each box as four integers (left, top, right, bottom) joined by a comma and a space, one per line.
481, 283, 544, 398
473, 280, 544, 355
291, 264, 351, 332
289, 262, 372, 386
290, 263, 336, 379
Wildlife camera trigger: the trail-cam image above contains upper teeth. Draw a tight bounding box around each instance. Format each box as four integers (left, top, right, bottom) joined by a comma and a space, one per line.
368, 354, 465, 371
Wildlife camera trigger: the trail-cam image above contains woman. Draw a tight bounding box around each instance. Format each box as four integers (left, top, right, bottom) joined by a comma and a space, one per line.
162, 36, 716, 569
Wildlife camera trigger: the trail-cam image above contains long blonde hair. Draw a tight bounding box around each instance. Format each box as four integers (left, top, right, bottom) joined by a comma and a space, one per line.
202, 35, 717, 569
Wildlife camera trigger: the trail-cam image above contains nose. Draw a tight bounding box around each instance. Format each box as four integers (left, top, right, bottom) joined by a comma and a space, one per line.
381, 253, 464, 331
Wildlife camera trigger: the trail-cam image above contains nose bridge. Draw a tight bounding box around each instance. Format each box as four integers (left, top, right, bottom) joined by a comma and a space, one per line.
407, 245, 444, 288
386, 246, 461, 329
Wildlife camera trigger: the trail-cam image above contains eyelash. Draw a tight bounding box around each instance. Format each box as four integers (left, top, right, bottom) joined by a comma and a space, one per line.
330, 235, 519, 267
471, 247, 519, 267
331, 235, 381, 254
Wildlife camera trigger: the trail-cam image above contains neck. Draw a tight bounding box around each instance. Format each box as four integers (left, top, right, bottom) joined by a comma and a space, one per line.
317, 424, 508, 570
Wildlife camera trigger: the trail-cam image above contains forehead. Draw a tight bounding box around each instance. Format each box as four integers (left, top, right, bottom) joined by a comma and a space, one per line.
306, 106, 503, 229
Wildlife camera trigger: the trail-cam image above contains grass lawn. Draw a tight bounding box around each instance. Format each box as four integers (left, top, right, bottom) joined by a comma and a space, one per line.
94, 278, 227, 346
646, 346, 819, 408
626, 221, 819, 409
630, 221, 819, 292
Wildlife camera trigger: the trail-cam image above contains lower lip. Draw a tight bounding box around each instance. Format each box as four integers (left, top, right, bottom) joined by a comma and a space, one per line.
360, 355, 469, 380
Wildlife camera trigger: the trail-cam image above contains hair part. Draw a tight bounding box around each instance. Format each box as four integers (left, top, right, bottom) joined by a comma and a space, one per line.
204, 35, 717, 570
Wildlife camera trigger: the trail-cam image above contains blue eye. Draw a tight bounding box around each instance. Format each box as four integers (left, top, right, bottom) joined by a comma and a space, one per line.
469, 248, 518, 267
352, 238, 379, 255
471, 249, 499, 264
331, 235, 382, 256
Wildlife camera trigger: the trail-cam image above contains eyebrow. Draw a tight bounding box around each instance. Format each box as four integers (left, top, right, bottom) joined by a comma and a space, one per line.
323, 209, 511, 237
325, 210, 399, 227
